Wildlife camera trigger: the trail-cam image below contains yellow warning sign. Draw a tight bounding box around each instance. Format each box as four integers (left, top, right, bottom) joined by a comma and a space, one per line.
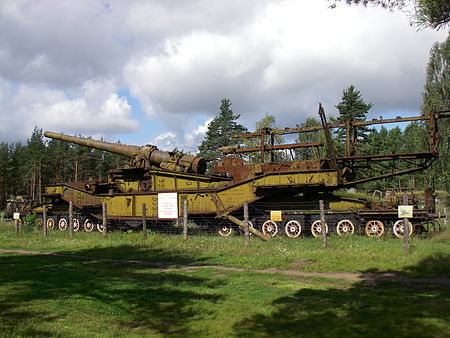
270, 210, 282, 222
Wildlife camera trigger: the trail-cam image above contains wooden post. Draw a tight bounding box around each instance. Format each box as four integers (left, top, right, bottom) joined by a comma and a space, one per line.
226, 215, 270, 241
14, 207, 19, 236
102, 202, 107, 236
142, 203, 147, 239
183, 198, 188, 240
243, 201, 250, 246
43, 205, 47, 238
444, 208, 448, 230
69, 201, 74, 238
319, 200, 327, 248
403, 192, 410, 254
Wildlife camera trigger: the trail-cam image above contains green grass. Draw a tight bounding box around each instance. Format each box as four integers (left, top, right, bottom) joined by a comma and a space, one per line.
1, 221, 449, 336
1, 221, 449, 276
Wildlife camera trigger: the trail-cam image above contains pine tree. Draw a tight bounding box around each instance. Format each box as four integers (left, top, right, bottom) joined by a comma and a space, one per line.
0, 143, 9, 207
335, 85, 373, 156
25, 128, 46, 202
198, 99, 247, 162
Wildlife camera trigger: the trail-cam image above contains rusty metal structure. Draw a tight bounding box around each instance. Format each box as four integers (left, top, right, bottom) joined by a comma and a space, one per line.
5, 196, 29, 219
35, 107, 450, 240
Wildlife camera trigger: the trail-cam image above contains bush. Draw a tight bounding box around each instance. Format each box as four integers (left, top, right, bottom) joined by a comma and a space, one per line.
22, 214, 38, 232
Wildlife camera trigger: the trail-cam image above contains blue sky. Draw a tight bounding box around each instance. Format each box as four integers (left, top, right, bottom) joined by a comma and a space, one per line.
0, 1, 446, 152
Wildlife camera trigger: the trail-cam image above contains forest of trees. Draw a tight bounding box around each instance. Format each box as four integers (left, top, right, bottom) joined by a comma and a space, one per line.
0, 128, 126, 208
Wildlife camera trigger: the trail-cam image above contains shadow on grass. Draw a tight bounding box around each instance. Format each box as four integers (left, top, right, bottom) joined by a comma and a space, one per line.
233, 254, 450, 337
403, 253, 450, 278
0, 245, 221, 336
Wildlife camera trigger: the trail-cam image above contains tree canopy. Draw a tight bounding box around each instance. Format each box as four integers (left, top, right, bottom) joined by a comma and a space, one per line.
242, 114, 284, 163
421, 35, 450, 194
197, 99, 247, 162
328, 0, 450, 29
334, 85, 373, 155
0, 130, 127, 208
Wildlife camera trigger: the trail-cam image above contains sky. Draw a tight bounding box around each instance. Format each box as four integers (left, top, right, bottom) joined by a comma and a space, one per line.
0, 0, 447, 152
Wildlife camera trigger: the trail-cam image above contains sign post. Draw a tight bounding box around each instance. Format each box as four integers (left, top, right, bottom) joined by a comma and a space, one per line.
102, 202, 107, 237
244, 201, 250, 246
319, 200, 327, 248
43, 205, 47, 238
142, 203, 147, 239
399, 192, 410, 254
69, 201, 74, 238
13, 210, 20, 236
183, 199, 188, 240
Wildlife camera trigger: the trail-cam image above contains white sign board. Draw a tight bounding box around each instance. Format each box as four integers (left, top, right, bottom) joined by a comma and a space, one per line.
158, 193, 178, 219
398, 205, 413, 218
13, 213, 20, 220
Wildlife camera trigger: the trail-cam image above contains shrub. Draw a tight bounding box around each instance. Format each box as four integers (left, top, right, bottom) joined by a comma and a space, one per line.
22, 213, 38, 232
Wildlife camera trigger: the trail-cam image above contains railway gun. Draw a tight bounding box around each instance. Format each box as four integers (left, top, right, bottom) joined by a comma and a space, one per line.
34, 107, 450, 240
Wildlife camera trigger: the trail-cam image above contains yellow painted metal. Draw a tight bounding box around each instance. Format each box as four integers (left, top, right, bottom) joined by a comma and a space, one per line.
44, 169, 340, 219
270, 211, 282, 222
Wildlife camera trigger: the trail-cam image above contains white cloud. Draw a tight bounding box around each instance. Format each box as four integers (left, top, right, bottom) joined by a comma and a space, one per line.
0, 0, 446, 146
123, 0, 446, 131
0, 78, 138, 142
151, 118, 213, 152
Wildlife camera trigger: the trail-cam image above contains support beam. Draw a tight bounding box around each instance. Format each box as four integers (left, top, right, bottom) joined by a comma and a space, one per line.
226, 215, 270, 241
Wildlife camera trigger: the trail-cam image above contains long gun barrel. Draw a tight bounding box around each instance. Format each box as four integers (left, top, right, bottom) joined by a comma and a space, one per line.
44, 131, 207, 174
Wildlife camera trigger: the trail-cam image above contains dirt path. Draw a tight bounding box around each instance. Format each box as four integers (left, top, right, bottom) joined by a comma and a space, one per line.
1, 248, 449, 285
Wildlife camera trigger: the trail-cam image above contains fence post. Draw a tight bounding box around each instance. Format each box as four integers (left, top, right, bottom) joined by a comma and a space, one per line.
183, 198, 188, 240
243, 201, 250, 246
403, 192, 410, 254
319, 200, 327, 248
43, 205, 47, 238
142, 203, 147, 239
14, 207, 19, 236
102, 202, 107, 236
69, 201, 74, 238
444, 207, 448, 230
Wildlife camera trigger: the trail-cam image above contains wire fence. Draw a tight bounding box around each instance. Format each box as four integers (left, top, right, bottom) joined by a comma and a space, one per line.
28, 197, 445, 242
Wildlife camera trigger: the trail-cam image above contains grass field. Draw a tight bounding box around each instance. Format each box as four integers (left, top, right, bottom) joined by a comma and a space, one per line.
1, 221, 449, 337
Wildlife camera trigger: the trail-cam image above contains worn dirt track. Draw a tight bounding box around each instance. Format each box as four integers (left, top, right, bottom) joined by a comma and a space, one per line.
1, 248, 449, 285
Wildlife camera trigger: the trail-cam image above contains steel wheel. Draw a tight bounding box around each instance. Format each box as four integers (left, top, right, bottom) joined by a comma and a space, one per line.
73, 218, 80, 232
365, 220, 384, 237
84, 219, 94, 232
46, 218, 55, 229
285, 220, 302, 238
311, 220, 328, 237
97, 221, 105, 232
336, 219, 355, 236
58, 218, 68, 231
262, 220, 278, 237
393, 219, 413, 238
218, 225, 233, 237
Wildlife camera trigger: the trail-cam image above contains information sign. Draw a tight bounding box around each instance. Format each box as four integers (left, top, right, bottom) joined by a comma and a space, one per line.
398, 205, 413, 218
158, 193, 178, 219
